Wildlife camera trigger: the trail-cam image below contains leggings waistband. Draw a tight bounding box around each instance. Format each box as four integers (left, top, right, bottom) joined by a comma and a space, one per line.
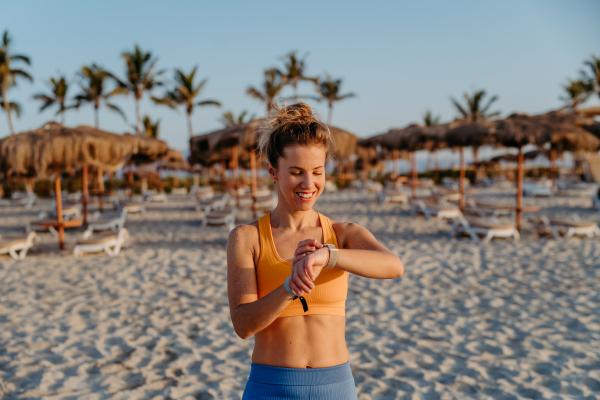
248, 361, 353, 386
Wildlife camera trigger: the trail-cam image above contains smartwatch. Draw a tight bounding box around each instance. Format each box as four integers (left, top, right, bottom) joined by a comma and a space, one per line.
323, 244, 338, 268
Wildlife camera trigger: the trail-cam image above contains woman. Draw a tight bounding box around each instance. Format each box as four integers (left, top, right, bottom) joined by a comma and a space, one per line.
227, 102, 403, 399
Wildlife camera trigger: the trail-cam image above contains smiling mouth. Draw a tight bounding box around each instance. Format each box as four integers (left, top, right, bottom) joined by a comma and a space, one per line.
296, 192, 315, 201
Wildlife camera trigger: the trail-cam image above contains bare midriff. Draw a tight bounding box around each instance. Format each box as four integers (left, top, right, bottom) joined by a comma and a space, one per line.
252, 315, 349, 368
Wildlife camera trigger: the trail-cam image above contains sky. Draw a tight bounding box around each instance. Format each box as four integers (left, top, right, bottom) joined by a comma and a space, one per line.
1, 0, 599, 169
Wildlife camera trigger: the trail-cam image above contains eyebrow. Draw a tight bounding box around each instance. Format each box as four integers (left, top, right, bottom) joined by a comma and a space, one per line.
288, 165, 324, 170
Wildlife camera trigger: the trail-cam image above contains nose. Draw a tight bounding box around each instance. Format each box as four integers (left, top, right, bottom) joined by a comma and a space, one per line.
301, 173, 314, 189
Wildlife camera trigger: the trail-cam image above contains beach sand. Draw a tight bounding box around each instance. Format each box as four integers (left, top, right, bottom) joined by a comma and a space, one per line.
0, 189, 599, 399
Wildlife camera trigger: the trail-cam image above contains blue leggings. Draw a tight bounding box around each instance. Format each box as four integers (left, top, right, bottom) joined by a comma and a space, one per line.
242, 361, 358, 400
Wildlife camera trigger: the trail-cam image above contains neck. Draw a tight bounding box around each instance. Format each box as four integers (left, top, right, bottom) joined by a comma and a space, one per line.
270, 206, 318, 231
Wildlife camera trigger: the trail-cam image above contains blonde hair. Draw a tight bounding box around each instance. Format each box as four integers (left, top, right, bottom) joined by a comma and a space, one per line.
257, 101, 336, 169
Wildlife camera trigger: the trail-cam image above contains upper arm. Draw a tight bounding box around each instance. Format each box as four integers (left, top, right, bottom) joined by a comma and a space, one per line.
226, 224, 259, 317
333, 222, 393, 254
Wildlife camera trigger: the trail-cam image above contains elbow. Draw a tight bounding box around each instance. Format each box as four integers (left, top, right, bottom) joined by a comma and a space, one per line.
391, 258, 404, 279
233, 324, 253, 340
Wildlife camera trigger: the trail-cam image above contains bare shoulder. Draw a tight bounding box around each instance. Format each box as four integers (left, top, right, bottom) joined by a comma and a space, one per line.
227, 221, 260, 254
330, 220, 380, 250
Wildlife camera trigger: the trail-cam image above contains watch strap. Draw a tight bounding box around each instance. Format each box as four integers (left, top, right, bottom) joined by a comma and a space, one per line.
323, 243, 338, 268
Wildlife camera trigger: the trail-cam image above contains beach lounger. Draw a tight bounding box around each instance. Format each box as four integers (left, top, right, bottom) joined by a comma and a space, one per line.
10, 193, 37, 209
73, 228, 129, 258
120, 202, 146, 214
523, 183, 553, 197
0, 231, 38, 260
530, 214, 600, 239
82, 210, 128, 239
411, 200, 462, 221
378, 189, 409, 204
38, 204, 82, 221
594, 193, 600, 211
203, 207, 237, 231
451, 216, 520, 242
430, 186, 462, 202
144, 191, 168, 203
466, 199, 512, 221
196, 193, 229, 213
171, 187, 187, 195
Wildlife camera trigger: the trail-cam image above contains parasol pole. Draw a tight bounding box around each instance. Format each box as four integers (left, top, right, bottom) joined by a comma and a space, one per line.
97, 167, 104, 212
82, 164, 88, 225
550, 149, 556, 190
54, 168, 65, 250
459, 147, 465, 210
250, 149, 258, 219
232, 145, 239, 207
516, 147, 524, 232
411, 151, 417, 200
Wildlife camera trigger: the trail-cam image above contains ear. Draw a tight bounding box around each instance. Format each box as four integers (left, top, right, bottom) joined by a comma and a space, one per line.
267, 162, 277, 180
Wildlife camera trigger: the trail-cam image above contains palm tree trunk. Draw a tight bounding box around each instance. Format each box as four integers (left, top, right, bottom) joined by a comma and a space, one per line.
187, 111, 194, 138
328, 103, 333, 125
2, 85, 15, 135
135, 94, 142, 136
94, 103, 99, 128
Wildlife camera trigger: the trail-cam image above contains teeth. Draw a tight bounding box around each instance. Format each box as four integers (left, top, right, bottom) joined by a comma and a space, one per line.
297, 192, 313, 198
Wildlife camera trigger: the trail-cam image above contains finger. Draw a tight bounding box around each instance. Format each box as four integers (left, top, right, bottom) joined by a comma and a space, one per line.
294, 246, 316, 257
289, 279, 303, 297
301, 262, 316, 282
296, 260, 316, 288
292, 264, 313, 293
297, 239, 318, 248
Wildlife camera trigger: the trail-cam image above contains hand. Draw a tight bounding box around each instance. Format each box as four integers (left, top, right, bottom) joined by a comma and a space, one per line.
289, 240, 330, 297
288, 239, 321, 296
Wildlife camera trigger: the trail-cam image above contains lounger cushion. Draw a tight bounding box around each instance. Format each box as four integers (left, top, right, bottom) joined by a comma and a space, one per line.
77, 232, 117, 245
208, 208, 234, 218
548, 218, 597, 228
465, 217, 514, 230
0, 237, 27, 249
424, 203, 459, 212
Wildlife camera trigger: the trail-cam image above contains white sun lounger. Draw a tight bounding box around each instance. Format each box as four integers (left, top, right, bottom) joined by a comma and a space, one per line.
82, 210, 128, 239
171, 187, 187, 195
378, 189, 409, 205
10, 193, 37, 209
411, 200, 462, 221
192, 186, 215, 201
0, 231, 38, 260
196, 193, 230, 213
451, 216, 520, 243
73, 228, 129, 258
38, 204, 82, 221
592, 194, 600, 211
203, 207, 237, 231
530, 214, 600, 239
120, 202, 146, 214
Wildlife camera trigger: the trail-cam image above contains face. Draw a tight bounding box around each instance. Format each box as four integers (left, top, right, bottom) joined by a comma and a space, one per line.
268, 144, 327, 212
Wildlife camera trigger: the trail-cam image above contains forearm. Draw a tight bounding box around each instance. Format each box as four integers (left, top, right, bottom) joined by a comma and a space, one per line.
335, 249, 403, 279
231, 285, 292, 339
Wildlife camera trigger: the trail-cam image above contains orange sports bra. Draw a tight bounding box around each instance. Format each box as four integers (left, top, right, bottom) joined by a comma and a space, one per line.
256, 212, 348, 318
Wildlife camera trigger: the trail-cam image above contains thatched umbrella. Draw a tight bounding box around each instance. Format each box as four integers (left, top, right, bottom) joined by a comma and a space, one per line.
160, 148, 188, 188
0, 122, 139, 249
124, 135, 169, 193
492, 112, 600, 231
444, 120, 495, 209
358, 124, 440, 199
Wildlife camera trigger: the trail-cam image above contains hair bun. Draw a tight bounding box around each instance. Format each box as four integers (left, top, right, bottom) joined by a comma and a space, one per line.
257, 100, 336, 168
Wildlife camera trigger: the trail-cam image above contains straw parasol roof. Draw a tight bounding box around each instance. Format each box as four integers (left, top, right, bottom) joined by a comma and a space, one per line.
444, 120, 495, 148
161, 148, 190, 171
126, 134, 169, 165
0, 122, 139, 178
358, 124, 441, 152
577, 105, 600, 118
189, 120, 358, 167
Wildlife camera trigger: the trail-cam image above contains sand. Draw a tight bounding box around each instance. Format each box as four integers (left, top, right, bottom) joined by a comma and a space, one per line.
0, 188, 599, 399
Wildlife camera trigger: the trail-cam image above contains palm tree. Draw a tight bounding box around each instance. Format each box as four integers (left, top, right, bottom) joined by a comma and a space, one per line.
582, 55, 600, 100
451, 89, 500, 122
115, 45, 164, 136
560, 79, 592, 111
74, 64, 126, 128
152, 66, 221, 138
142, 115, 160, 138
423, 110, 440, 127
313, 74, 355, 124
451, 89, 500, 168
219, 110, 254, 127
33, 76, 77, 123
280, 51, 317, 98
0, 30, 32, 134
0, 92, 21, 119
246, 69, 286, 114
